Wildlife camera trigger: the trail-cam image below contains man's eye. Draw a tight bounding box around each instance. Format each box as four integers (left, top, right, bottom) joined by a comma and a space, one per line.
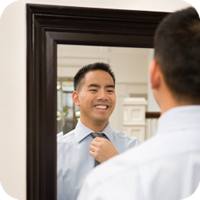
107, 90, 114, 93
90, 89, 97, 92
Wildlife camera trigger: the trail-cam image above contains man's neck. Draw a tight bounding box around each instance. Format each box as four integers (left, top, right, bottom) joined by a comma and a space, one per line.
80, 118, 109, 132
158, 89, 194, 114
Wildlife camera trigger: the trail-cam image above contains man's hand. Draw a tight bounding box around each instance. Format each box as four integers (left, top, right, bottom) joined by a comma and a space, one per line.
89, 137, 119, 163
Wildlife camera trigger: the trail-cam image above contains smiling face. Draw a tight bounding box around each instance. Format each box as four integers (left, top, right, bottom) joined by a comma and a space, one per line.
72, 70, 116, 131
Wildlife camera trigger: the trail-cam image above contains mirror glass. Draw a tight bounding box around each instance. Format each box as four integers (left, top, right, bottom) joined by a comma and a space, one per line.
57, 44, 153, 135
56, 44, 155, 200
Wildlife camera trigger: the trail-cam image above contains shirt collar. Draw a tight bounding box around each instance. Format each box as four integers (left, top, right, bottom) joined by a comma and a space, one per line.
75, 119, 113, 143
157, 105, 200, 134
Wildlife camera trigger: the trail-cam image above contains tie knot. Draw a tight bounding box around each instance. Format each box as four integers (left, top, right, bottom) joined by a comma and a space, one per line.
91, 132, 104, 138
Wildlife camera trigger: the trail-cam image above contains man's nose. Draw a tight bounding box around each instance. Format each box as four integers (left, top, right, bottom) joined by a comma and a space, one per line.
97, 90, 108, 100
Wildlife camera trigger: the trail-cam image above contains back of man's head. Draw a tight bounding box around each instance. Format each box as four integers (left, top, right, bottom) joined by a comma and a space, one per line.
154, 7, 200, 104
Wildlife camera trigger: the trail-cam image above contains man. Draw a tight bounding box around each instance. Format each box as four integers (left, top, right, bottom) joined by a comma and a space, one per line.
57, 63, 141, 200
77, 7, 200, 200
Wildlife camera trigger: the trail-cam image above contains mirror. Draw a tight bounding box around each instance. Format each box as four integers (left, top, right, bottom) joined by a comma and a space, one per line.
57, 44, 154, 200
27, 4, 168, 200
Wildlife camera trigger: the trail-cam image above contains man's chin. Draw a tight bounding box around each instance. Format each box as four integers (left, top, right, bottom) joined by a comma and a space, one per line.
94, 117, 109, 124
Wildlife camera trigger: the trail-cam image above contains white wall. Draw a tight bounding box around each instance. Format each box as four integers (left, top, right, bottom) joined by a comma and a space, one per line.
0, 1, 27, 200
0, 0, 190, 199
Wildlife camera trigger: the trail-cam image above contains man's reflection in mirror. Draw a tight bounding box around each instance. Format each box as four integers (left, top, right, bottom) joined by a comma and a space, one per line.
57, 62, 142, 200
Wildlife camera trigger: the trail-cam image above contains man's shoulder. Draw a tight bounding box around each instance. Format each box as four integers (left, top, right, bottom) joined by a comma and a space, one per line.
62, 129, 76, 142
112, 129, 141, 143
112, 129, 130, 138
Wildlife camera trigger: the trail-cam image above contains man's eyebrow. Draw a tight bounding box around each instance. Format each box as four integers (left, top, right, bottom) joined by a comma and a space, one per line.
88, 84, 100, 88
87, 84, 115, 89
105, 85, 115, 88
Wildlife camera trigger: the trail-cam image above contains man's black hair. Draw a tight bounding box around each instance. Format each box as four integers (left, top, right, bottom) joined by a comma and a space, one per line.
74, 62, 115, 91
154, 7, 200, 103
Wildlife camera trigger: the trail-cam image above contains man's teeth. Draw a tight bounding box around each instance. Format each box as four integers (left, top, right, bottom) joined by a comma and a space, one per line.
95, 105, 107, 109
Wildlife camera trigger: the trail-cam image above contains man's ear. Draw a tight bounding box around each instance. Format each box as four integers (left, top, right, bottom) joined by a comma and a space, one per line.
149, 59, 162, 89
72, 91, 80, 106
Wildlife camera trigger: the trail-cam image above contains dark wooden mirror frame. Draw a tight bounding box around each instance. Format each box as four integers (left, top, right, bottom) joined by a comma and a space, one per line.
26, 4, 169, 200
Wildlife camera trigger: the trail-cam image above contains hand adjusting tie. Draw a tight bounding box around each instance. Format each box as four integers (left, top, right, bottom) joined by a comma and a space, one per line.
91, 132, 105, 167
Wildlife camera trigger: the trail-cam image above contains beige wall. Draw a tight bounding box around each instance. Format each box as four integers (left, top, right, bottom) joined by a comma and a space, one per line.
0, 0, 190, 199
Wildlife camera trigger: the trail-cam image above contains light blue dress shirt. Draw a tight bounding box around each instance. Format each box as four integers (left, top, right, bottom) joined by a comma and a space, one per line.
77, 105, 200, 200
57, 119, 141, 200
